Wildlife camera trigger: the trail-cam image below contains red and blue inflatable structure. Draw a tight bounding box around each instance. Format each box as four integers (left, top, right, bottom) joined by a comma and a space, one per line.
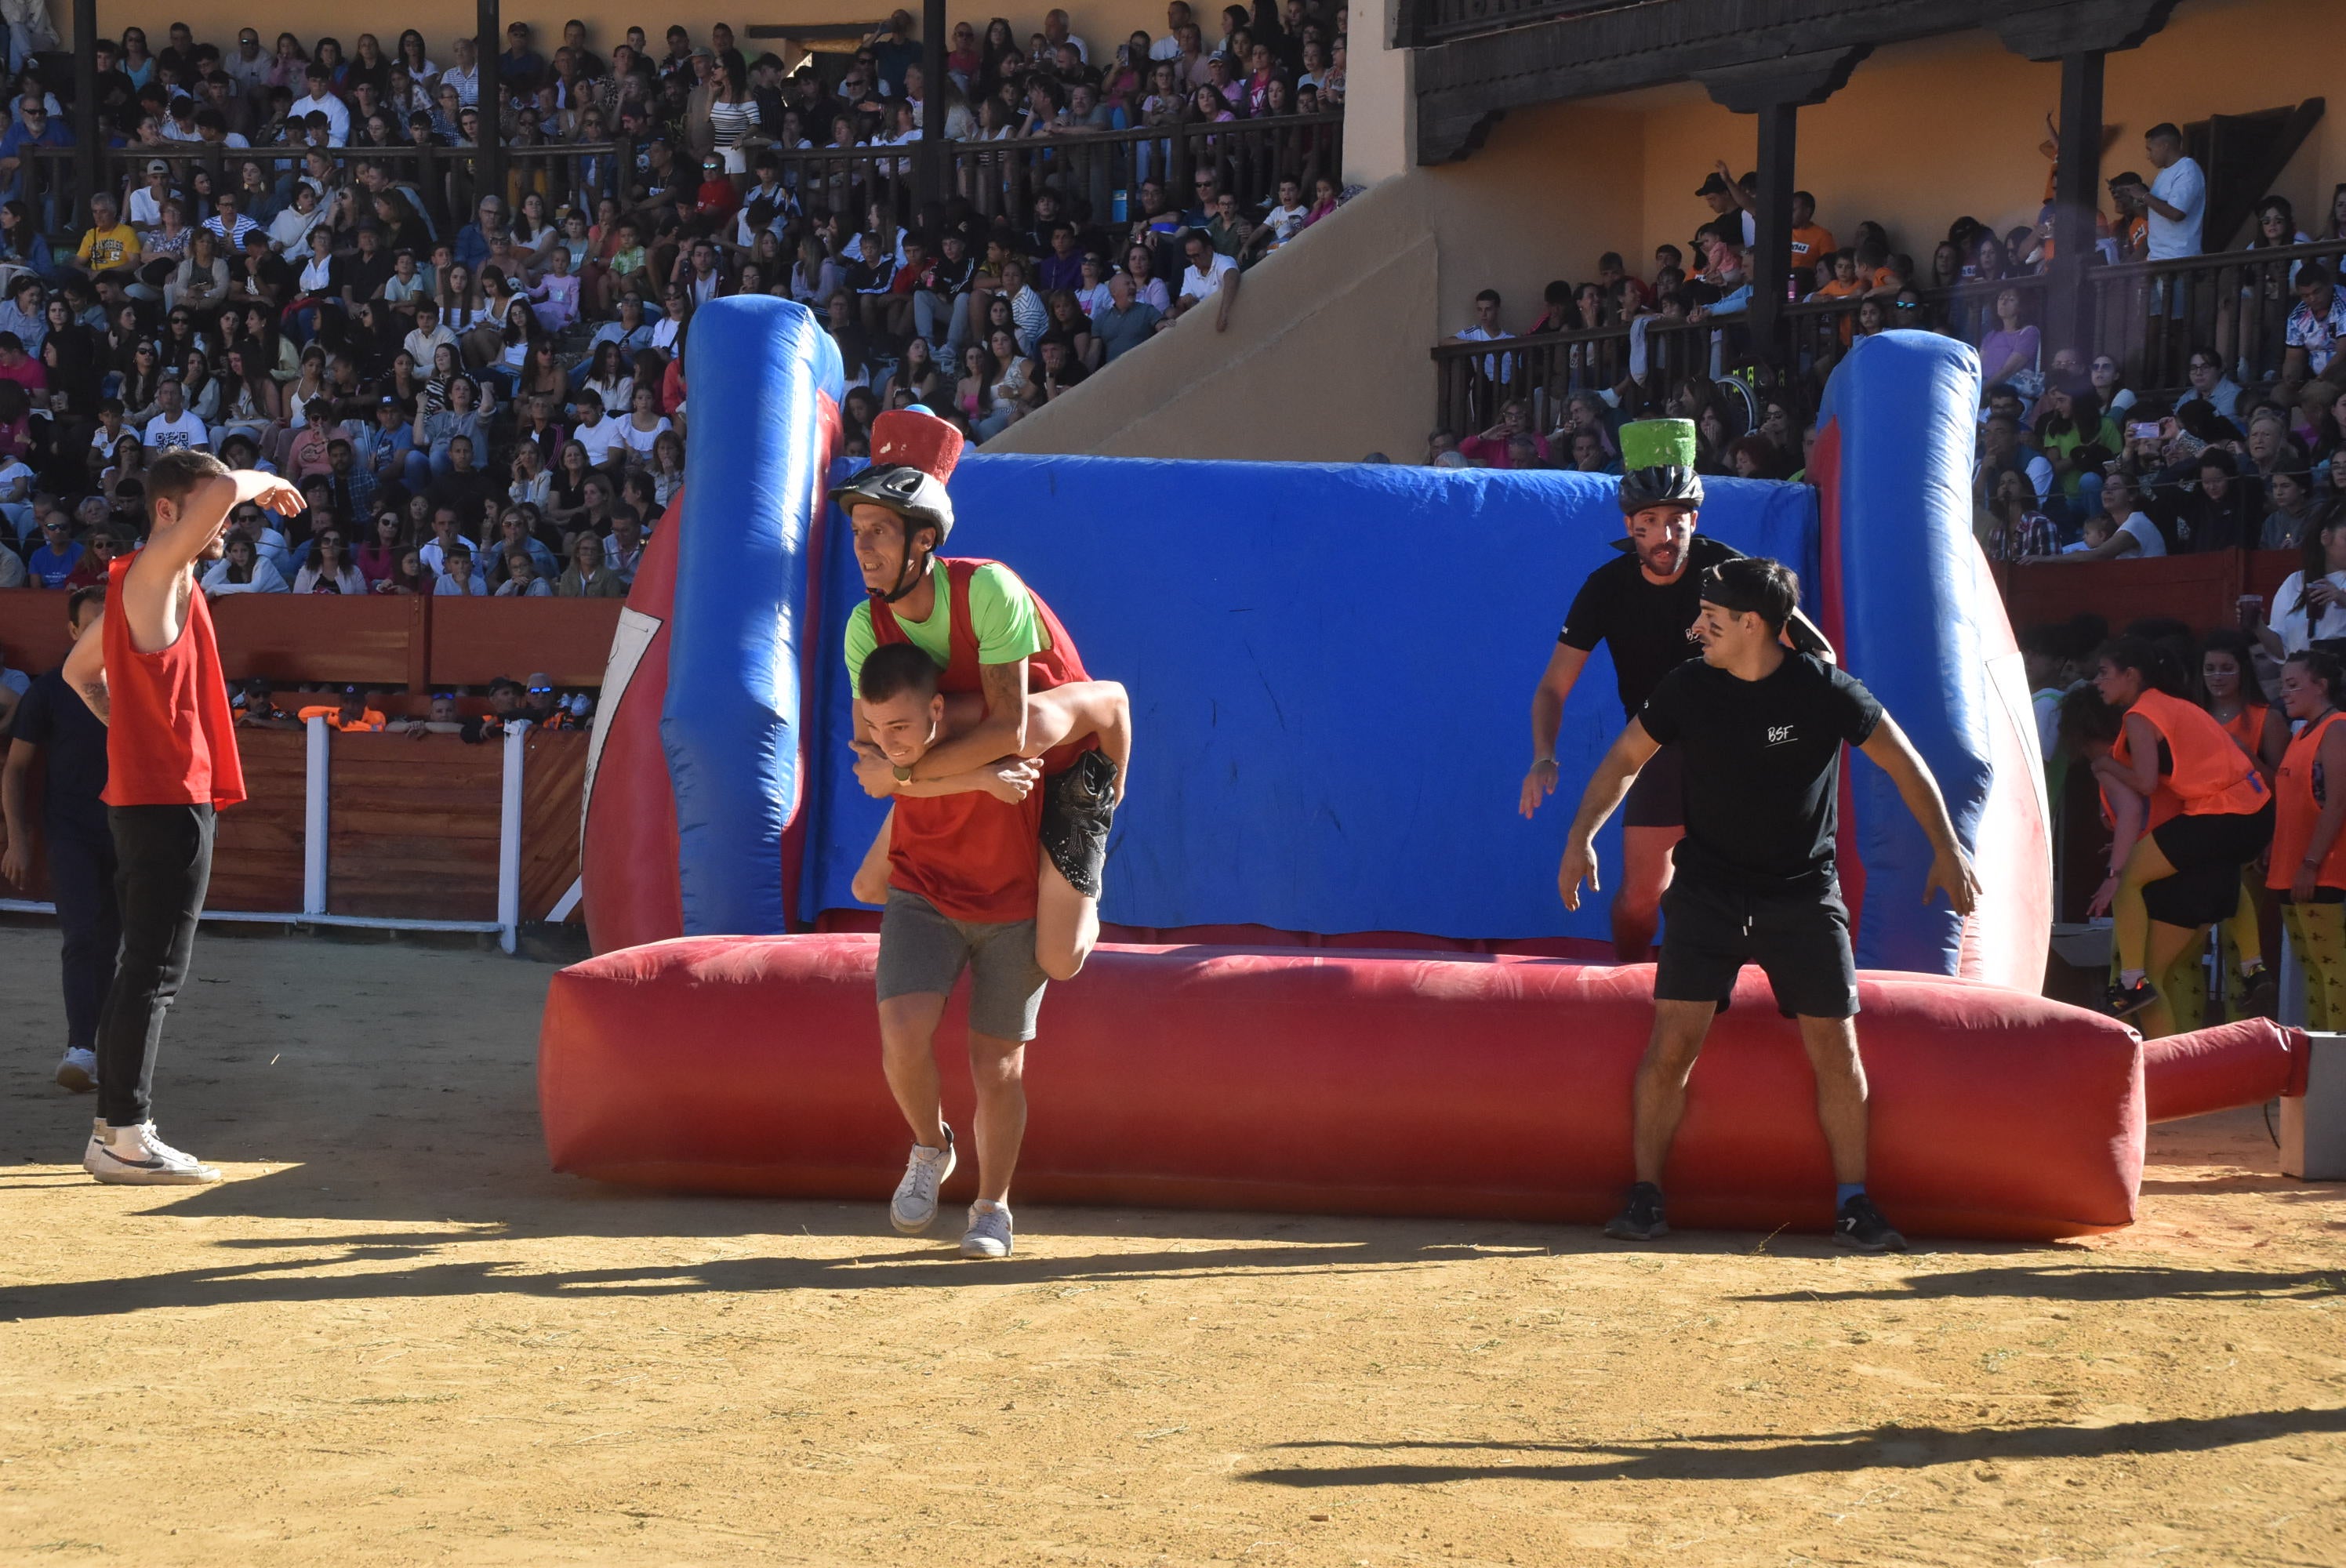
552, 304, 2304, 1240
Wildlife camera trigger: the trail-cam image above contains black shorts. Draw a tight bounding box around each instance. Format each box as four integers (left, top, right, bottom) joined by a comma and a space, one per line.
2144, 801, 2274, 928
1654, 873, 1860, 1021
1039, 748, 1120, 898
1622, 742, 1683, 829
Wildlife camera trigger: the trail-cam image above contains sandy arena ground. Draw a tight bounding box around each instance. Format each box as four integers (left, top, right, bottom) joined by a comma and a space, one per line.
1, 924, 2341, 1566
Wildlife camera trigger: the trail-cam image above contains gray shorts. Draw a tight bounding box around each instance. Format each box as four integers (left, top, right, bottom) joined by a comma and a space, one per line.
877, 887, 1049, 1042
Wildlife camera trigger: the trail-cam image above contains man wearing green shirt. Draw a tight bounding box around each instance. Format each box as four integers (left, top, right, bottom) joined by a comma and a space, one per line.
833, 409, 1128, 1261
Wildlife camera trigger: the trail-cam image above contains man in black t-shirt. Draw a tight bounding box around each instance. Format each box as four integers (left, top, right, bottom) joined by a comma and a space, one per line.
1522, 418, 1826, 960
0, 586, 118, 1094
1558, 557, 1980, 1253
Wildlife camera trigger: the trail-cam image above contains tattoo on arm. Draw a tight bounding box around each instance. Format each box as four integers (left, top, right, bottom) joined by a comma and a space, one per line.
78, 682, 110, 723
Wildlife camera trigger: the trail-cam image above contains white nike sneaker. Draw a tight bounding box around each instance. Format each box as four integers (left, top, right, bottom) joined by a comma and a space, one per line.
54, 1049, 97, 1094
889, 1127, 957, 1234
960, 1200, 1014, 1259
82, 1120, 222, 1185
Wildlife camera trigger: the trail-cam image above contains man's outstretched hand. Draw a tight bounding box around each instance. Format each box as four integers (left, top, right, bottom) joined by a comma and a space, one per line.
1927, 847, 1982, 916
1519, 758, 1558, 818
1559, 838, 1600, 911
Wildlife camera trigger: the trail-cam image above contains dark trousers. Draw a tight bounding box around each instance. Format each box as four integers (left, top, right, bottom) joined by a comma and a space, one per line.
46, 819, 121, 1054
95, 804, 215, 1127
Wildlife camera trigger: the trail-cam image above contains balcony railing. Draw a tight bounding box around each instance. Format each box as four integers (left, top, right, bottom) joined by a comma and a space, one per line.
23, 111, 1343, 249
1393, 0, 1618, 48
1430, 241, 2346, 437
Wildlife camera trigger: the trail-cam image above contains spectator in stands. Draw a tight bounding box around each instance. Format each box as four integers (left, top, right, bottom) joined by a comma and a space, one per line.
27, 514, 79, 586
2261, 514, 2346, 655
2263, 470, 2319, 551
2036, 379, 2118, 526
1985, 469, 2058, 562
1978, 287, 2041, 388
2283, 261, 2344, 387
290, 523, 364, 593
2128, 122, 2206, 263
1456, 400, 1548, 468
202, 532, 290, 594
433, 539, 487, 595
2043, 471, 2163, 562
558, 532, 627, 597
2172, 455, 2256, 553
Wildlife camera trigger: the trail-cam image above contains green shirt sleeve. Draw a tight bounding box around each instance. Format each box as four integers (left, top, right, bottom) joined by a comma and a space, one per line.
968, 562, 1047, 666
843, 601, 877, 691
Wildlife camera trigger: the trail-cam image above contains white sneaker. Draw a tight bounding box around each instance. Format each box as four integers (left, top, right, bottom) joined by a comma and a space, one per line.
82, 1120, 222, 1186
889, 1127, 956, 1234
54, 1049, 97, 1094
960, 1200, 1014, 1259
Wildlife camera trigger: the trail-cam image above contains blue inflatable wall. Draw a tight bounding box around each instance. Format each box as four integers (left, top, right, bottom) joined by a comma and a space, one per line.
663, 298, 842, 936
798, 462, 1813, 942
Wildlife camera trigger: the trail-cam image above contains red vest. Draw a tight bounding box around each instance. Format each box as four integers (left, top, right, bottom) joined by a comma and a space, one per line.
100, 555, 247, 811
868, 557, 1089, 923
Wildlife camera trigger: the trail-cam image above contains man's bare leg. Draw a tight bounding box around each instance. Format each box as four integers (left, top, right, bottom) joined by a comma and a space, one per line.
1613, 826, 1680, 962
1796, 1014, 1869, 1185
935, 681, 1133, 982
878, 991, 950, 1150
852, 807, 895, 906
968, 1029, 1026, 1205
1630, 999, 1718, 1185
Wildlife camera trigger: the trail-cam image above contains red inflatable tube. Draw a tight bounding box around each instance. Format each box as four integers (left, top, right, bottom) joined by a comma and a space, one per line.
540, 937, 2147, 1240
2141, 1019, 2309, 1123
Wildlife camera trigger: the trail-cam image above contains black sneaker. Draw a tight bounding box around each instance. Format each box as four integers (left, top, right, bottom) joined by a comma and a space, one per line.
1603, 1181, 1669, 1241
2104, 978, 2158, 1018
2239, 964, 2278, 1020
1832, 1193, 1907, 1253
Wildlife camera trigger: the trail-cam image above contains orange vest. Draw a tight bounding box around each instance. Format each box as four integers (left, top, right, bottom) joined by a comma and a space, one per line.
2269, 711, 2346, 892
2215, 702, 2268, 760
2115, 688, 2269, 818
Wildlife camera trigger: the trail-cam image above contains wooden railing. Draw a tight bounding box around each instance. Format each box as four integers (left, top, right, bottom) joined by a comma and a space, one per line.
1429, 241, 2346, 436
1393, 0, 1614, 46
27, 142, 626, 248
0, 588, 620, 690
23, 111, 1342, 247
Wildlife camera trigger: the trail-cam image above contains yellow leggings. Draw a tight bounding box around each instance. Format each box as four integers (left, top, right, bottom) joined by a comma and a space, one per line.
2284, 901, 2346, 1029
2224, 876, 2264, 973
2113, 931, 2209, 1038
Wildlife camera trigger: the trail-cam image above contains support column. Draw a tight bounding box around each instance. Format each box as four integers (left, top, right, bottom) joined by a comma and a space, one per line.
1748, 101, 1798, 358
1696, 47, 1869, 377
71, 0, 100, 223
476, 0, 503, 219
2045, 49, 2106, 366
920, 0, 946, 215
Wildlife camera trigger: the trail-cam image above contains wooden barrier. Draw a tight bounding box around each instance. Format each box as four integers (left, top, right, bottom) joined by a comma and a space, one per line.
521, 731, 590, 922
2244, 550, 2304, 612
427, 598, 624, 689
0, 588, 619, 693
0, 587, 73, 675
325, 733, 504, 924
207, 729, 306, 913
211, 593, 430, 688
2002, 553, 2246, 637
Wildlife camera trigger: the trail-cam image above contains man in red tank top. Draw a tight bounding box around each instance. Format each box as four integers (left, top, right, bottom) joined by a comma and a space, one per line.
831, 410, 1130, 1260
61, 449, 305, 1185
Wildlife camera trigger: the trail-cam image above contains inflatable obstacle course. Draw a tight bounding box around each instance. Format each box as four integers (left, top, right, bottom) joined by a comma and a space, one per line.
550, 303, 2304, 1238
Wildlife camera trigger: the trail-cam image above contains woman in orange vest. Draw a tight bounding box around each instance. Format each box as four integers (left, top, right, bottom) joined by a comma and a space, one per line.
2092, 637, 2275, 1034
2198, 627, 2284, 1009
2268, 648, 2346, 1027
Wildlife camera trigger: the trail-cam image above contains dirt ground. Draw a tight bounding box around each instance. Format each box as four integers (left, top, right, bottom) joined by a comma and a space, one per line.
0, 925, 2341, 1567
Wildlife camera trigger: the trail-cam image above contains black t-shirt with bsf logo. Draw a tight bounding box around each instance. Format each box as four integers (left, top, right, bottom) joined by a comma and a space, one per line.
1558, 534, 1744, 717
1637, 651, 1883, 894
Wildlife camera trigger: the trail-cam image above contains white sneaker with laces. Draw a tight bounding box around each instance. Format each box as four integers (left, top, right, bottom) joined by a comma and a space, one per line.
54, 1048, 98, 1094
889, 1127, 956, 1234
960, 1200, 1014, 1259
82, 1120, 222, 1185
